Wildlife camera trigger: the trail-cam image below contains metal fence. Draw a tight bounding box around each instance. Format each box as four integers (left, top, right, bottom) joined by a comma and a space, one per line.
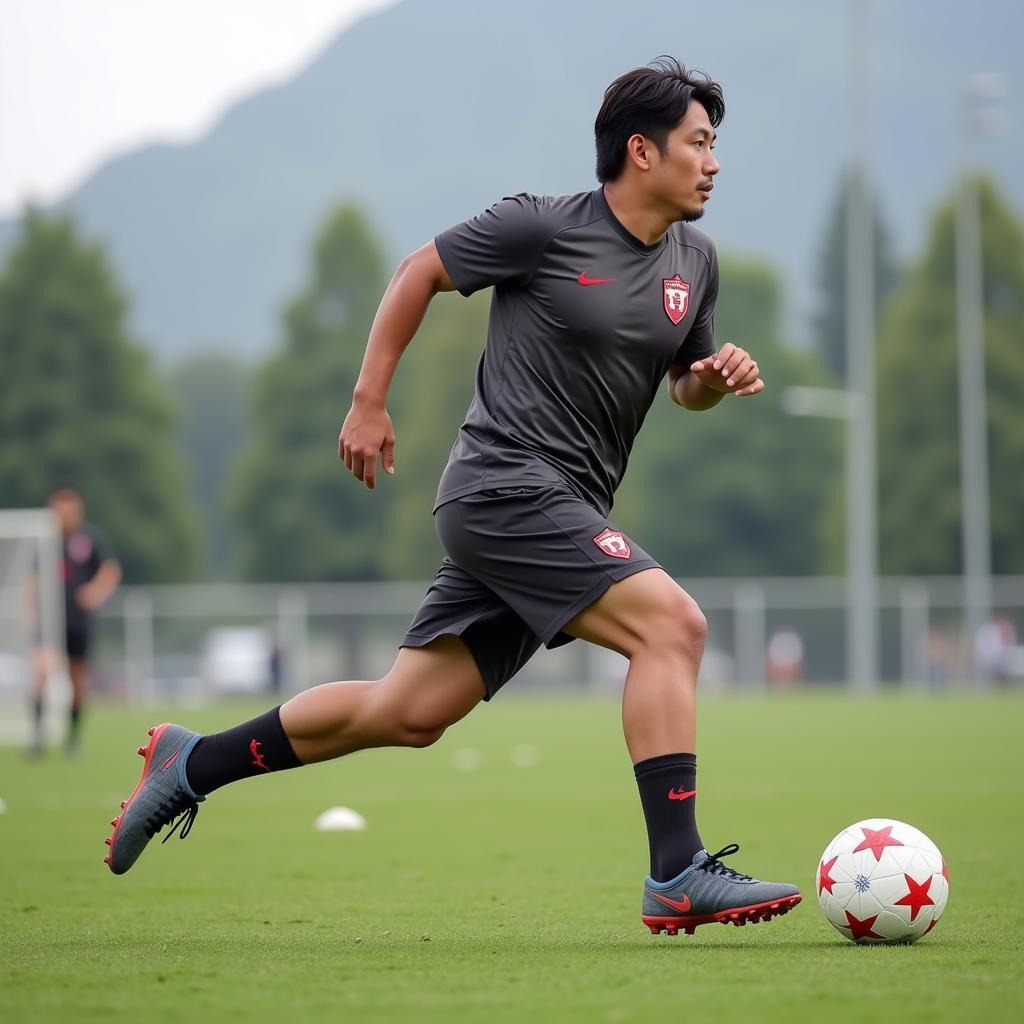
60, 576, 1024, 704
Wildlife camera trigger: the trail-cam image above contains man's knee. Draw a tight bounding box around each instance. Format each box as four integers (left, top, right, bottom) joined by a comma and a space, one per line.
642, 586, 707, 661
361, 645, 484, 748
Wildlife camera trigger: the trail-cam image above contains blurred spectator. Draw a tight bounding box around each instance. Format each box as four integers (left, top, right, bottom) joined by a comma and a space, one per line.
766, 628, 804, 689
975, 616, 1018, 685
926, 625, 955, 687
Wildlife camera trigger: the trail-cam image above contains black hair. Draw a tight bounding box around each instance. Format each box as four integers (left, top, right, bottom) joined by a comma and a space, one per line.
48, 483, 82, 501
594, 57, 725, 183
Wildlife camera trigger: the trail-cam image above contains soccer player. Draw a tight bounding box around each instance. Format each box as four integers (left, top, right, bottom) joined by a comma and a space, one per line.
32, 485, 121, 755
106, 58, 801, 935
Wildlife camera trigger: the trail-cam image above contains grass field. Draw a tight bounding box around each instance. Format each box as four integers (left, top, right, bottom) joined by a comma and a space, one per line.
1, 691, 1022, 1023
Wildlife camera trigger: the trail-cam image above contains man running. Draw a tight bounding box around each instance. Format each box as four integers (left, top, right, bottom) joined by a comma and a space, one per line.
105, 58, 800, 936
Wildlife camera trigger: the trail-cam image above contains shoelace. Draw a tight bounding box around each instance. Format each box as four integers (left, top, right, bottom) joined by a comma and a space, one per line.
700, 843, 754, 881
143, 792, 200, 844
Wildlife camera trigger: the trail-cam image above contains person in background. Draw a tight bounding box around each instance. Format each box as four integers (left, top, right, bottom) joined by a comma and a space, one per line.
31, 485, 121, 755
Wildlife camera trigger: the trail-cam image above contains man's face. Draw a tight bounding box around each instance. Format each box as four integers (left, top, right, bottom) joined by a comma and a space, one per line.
49, 491, 84, 534
646, 100, 720, 222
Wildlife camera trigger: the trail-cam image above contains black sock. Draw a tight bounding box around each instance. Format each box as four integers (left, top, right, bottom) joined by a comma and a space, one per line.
31, 698, 44, 745
634, 753, 703, 883
67, 702, 82, 745
184, 706, 302, 796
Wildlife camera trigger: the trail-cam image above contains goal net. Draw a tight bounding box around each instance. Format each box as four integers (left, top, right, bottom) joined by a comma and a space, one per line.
0, 509, 66, 745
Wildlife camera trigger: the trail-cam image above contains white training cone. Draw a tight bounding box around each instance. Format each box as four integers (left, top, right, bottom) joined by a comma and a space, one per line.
314, 806, 366, 831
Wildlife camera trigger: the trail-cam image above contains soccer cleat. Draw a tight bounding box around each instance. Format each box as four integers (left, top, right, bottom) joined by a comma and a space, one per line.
105, 723, 205, 875
642, 844, 801, 936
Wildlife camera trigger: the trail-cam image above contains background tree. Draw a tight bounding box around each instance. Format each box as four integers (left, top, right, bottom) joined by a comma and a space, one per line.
230, 205, 389, 581
166, 355, 251, 578
811, 170, 900, 383
876, 177, 1024, 574
617, 255, 841, 577
0, 210, 198, 581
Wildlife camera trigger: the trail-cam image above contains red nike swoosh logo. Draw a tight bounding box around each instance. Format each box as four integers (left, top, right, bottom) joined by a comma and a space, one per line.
578, 272, 616, 286
647, 890, 692, 913
668, 787, 697, 801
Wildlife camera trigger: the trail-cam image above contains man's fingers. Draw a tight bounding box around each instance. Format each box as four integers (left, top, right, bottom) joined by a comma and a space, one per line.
735, 377, 765, 397
382, 437, 396, 476
358, 447, 379, 489
712, 342, 735, 371
721, 351, 750, 383
341, 444, 352, 471
736, 362, 760, 388
725, 360, 757, 389
350, 452, 364, 481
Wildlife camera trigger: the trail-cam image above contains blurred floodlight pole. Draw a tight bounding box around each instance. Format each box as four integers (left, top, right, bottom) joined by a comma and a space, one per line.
844, 0, 879, 691
955, 74, 1003, 674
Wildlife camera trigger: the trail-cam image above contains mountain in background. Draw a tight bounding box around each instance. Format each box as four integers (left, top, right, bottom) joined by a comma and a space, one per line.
1, 0, 1019, 359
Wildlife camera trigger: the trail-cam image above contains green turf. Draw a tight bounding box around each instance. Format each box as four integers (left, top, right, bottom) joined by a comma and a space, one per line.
1, 692, 1022, 1023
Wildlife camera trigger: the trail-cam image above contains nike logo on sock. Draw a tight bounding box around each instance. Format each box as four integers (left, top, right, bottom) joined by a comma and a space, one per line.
668, 786, 697, 801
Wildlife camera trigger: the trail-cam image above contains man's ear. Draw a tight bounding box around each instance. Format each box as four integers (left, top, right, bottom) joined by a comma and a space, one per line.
625, 133, 653, 173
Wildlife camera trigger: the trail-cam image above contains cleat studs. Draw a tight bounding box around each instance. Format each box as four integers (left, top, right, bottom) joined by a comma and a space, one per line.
120, 801, 126, 809
137, 746, 146, 756
110, 817, 119, 827
104, 838, 112, 846
104, 856, 110, 864
148, 727, 155, 736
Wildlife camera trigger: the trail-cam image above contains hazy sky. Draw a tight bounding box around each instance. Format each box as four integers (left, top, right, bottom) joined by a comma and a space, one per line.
0, 0, 396, 216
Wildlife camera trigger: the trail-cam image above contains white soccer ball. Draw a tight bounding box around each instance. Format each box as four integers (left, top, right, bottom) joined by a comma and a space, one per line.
816, 818, 949, 944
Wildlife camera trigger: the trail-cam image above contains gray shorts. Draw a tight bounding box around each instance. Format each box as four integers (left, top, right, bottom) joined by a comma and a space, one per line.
401, 485, 659, 699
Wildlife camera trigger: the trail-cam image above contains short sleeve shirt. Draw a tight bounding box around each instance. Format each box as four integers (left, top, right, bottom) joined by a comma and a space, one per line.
434, 188, 719, 515
62, 522, 114, 626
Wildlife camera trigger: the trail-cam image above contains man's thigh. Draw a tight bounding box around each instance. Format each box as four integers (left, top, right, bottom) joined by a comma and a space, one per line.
436, 486, 660, 648
402, 559, 543, 700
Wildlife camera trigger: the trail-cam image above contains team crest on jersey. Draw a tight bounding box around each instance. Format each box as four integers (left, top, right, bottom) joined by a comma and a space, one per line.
67, 532, 93, 563
593, 528, 631, 560
663, 276, 690, 325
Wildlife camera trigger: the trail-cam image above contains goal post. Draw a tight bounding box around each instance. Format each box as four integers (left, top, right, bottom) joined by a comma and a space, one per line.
0, 509, 66, 743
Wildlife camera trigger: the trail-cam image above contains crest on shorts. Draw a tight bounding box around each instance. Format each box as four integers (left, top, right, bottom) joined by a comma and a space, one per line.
663, 276, 690, 325
593, 528, 631, 560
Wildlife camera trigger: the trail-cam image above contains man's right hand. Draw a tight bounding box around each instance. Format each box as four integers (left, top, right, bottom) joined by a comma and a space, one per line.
338, 400, 396, 490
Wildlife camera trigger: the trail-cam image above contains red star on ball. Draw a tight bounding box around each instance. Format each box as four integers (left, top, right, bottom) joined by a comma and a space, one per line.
818, 855, 839, 896
894, 873, 935, 921
852, 825, 904, 862
843, 909, 884, 941
924, 916, 940, 935
941, 859, 950, 883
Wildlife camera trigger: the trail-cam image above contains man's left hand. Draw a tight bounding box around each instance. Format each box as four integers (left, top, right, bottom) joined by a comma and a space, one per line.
689, 343, 764, 397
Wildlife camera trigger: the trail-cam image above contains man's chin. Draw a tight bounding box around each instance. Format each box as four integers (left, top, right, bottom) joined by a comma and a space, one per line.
679, 207, 705, 223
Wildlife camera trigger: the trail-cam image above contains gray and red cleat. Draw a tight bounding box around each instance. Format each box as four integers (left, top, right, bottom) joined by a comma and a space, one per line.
642, 844, 801, 936
104, 723, 205, 875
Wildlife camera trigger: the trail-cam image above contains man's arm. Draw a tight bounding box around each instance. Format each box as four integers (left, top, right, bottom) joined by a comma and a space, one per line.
339, 241, 456, 489
667, 343, 765, 411
77, 559, 121, 611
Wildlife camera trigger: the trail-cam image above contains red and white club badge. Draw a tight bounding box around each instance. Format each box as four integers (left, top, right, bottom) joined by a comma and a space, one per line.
663, 276, 690, 325
67, 532, 93, 563
593, 528, 631, 560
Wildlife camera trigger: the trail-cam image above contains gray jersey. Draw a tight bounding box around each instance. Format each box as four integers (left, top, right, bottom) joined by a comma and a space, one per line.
434, 188, 718, 515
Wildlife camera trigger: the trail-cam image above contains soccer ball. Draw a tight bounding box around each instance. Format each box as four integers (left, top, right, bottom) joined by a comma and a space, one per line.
816, 818, 949, 944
